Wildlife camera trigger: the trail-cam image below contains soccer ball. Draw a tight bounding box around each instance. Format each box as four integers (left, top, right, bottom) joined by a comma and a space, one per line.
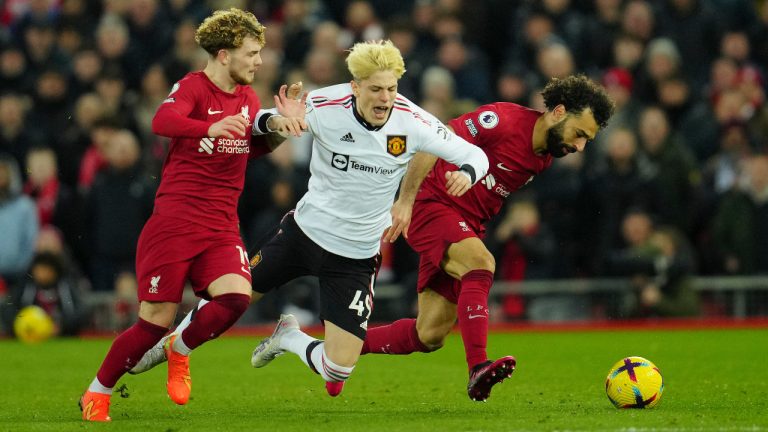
13, 305, 56, 344
605, 356, 664, 408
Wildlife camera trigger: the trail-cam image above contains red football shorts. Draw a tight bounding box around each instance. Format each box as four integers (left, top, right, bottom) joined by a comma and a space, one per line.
406, 200, 483, 304
135, 214, 252, 303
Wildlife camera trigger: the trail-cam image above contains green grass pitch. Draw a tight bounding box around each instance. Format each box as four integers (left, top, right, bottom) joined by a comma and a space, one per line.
1, 328, 766, 431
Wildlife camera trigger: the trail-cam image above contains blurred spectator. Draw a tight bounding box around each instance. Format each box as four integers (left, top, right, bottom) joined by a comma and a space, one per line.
636, 106, 700, 232
30, 68, 71, 147
340, 0, 384, 46
495, 65, 529, 105
712, 155, 768, 275
611, 32, 645, 74
95, 13, 144, 90
84, 129, 154, 292
583, 0, 623, 71
656, 0, 722, 92
436, 36, 491, 104
621, 0, 656, 44
162, 19, 205, 83
492, 199, 556, 320
592, 67, 642, 162
0, 46, 34, 95
0, 93, 45, 169
125, 0, 173, 80
610, 224, 700, 317
2, 251, 86, 336
386, 17, 430, 100
0, 154, 39, 286
419, 65, 476, 123
77, 116, 119, 192
581, 127, 661, 274
494, 199, 557, 282
69, 49, 103, 97
21, 22, 69, 79
635, 37, 683, 104
280, 0, 318, 72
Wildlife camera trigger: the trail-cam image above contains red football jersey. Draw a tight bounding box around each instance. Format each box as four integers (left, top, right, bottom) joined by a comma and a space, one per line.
151, 71, 270, 232
417, 103, 552, 227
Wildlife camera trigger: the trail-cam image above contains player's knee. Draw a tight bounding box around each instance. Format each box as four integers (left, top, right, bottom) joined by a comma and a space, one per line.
464, 251, 495, 274
418, 327, 449, 351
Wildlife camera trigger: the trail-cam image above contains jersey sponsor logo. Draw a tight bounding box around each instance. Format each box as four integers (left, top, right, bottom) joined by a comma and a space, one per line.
332, 153, 350, 171
478, 111, 499, 129
482, 173, 496, 189
198, 137, 250, 155
348, 160, 396, 176
208, 108, 224, 115
340, 132, 355, 142
386, 135, 407, 157
149, 275, 160, 294
199, 137, 215, 154
497, 162, 514, 172
481, 173, 510, 197
465, 118, 478, 137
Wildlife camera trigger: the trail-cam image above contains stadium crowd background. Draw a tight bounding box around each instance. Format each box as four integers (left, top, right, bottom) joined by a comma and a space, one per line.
0, 0, 767, 334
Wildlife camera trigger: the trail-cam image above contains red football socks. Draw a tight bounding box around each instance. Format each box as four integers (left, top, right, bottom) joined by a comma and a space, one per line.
457, 269, 493, 371
180, 293, 250, 350
361, 318, 430, 354
96, 318, 168, 387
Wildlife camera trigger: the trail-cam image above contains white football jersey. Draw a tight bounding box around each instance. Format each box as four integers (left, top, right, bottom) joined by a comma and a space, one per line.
294, 83, 489, 259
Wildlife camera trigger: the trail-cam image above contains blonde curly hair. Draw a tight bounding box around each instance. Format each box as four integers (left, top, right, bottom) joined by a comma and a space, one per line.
345, 40, 406, 81
195, 8, 265, 56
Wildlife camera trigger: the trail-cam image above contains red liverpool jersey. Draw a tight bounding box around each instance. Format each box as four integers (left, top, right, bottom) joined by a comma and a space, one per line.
151, 71, 270, 232
417, 103, 552, 226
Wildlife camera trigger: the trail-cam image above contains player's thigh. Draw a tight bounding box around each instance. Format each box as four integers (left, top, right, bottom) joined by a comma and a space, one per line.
416, 288, 457, 344
208, 273, 252, 297
250, 212, 320, 295
323, 320, 364, 367
442, 237, 495, 279
136, 216, 201, 304
318, 253, 379, 343
190, 232, 253, 299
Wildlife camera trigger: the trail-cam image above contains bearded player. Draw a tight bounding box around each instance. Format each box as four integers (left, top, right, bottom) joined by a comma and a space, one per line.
362, 75, 614, 401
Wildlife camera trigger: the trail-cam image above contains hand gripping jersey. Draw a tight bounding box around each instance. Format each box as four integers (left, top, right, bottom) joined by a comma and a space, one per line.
417, 103, 553, 227
151, 72, 271, 232
295, 83, 489, 259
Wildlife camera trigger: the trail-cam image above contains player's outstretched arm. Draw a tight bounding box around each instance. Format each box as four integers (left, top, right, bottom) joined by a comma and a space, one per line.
384, 152, 438, 243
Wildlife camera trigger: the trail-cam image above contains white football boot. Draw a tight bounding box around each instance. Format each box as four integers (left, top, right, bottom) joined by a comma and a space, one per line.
128, 334, 171, 374
251, 314, 300, 368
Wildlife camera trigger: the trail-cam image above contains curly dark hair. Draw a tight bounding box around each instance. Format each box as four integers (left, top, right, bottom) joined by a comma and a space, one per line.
541, 75, 615, 128
195, 8, 265, 56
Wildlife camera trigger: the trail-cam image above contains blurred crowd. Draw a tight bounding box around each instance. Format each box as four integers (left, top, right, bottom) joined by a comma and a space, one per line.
1, 0, 767, 332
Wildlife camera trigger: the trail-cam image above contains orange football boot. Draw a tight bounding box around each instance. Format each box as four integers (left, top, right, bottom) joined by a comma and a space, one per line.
79, 390, 111, 422
164, 334, 192, 405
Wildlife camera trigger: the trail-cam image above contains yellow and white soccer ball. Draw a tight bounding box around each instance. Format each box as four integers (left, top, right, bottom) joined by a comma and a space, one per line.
605, 356, 664, 408
13, 305, 56, 344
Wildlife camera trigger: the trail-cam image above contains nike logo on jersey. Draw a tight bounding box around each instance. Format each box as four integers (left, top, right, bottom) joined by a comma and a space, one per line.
468, 314, 487, 319
208, 108, 224, 115
497, 163, 514, 172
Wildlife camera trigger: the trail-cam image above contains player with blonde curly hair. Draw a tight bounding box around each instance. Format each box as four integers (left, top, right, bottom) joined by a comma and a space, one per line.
79, 8, 306, 421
